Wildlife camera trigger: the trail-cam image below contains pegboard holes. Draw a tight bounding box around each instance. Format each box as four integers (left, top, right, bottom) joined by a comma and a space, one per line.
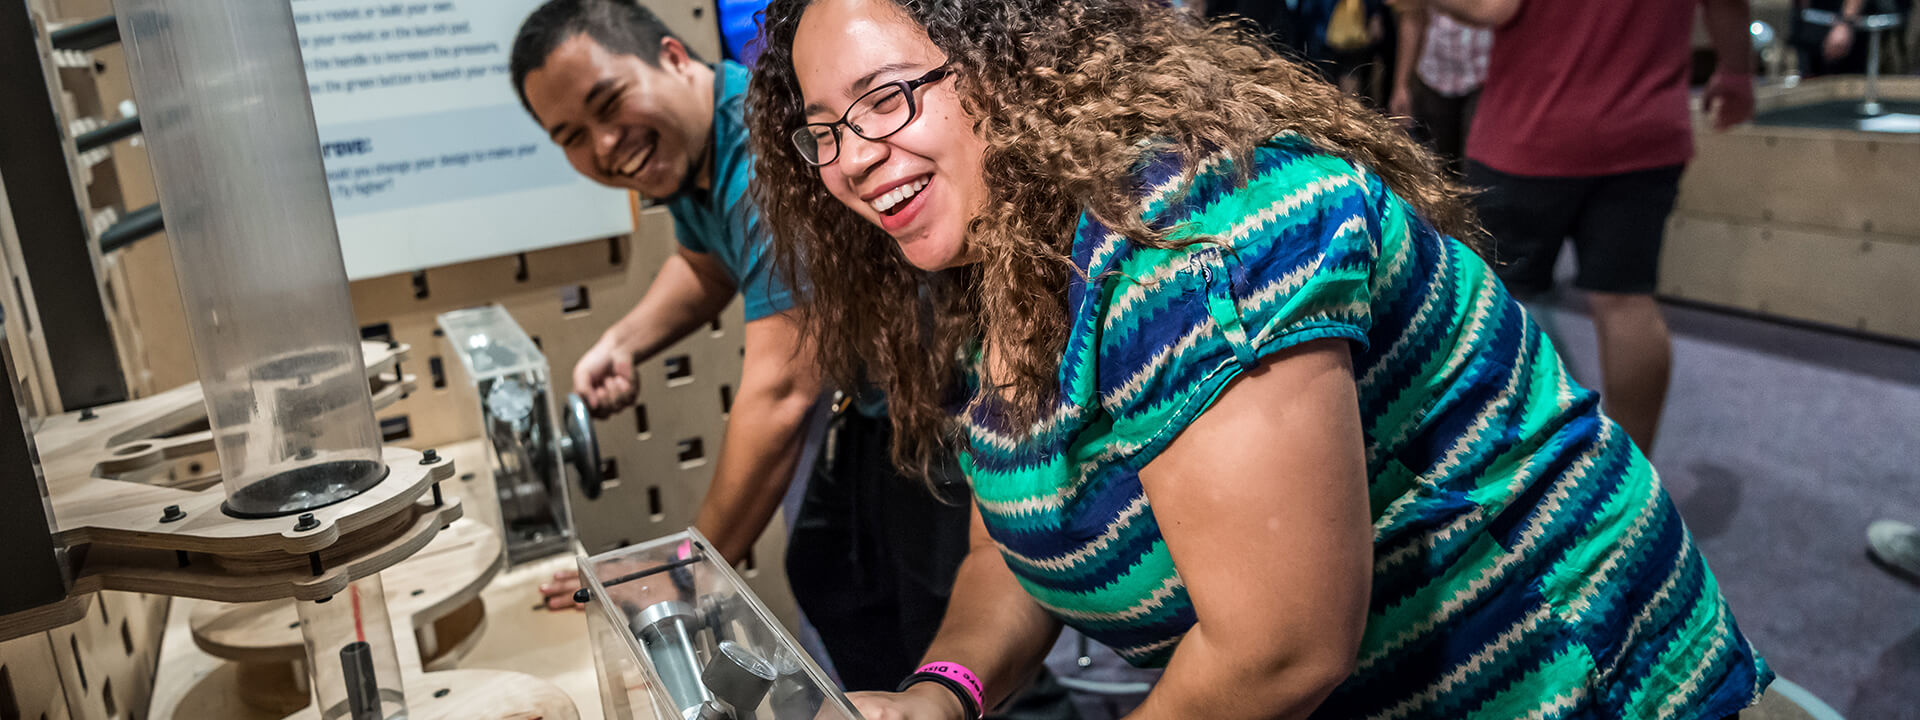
429, 356, 446, 390
719, 385, 734, 415
634, 403, 651, 437
647, 485, 664, 521
708, 317, 723, 336
411, 271, 431, 300
514, 253, 531, 283
741, 549, 758, 578
677, 438, 706, 468
98, 594, 109, 625
607, 237, 624, 266
600, 458, 621, 481
665, 355, 694, 386
561, 285, 591, 315
120, 620, 134, 657
2, 664, 20, 720
380, 415, 413, 442
69, 634, 87, 691
360, 322, 396, 346
101, 679, 116, 718
530, 336, 543, 351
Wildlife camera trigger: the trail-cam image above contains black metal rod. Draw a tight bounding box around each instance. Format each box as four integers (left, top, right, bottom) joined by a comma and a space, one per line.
601, 553, 705, 589
74, 115, 140, 153
98, 203, 163, 254
49, 15, 118, 52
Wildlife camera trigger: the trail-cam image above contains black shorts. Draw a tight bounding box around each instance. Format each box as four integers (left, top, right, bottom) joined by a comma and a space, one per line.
1466, 161, 1685, 296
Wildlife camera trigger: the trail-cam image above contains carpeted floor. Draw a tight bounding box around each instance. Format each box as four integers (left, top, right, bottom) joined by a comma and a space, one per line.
1042, 291, 1920, 720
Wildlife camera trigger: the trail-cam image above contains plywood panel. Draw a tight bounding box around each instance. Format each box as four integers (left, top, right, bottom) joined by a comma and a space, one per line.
0, 631, 75, 720
48, 591, 167, 720
1661, 214, 1920, 340
1679, 78, 1920, 242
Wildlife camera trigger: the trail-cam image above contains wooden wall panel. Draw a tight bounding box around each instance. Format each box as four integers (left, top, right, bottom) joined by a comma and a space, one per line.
1661, 216, 1920, 340
46, 592, 167, 720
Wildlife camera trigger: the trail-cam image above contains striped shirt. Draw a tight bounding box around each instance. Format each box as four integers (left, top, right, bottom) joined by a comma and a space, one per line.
961, 138, 1771, 718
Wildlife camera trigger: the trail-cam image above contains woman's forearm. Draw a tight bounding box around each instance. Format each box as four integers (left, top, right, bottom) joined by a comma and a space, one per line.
916, 507, 1064, 713
1123, 622, 1353, 720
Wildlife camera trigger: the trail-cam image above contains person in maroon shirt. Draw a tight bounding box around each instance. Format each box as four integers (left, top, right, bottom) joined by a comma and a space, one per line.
1404, 0, 1754, 453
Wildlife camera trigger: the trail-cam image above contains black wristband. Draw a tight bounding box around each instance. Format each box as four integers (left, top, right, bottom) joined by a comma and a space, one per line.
898, 671, 983, 719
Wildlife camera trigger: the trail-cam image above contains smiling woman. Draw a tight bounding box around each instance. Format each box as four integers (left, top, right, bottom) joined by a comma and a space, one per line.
744, 1, 1774, 719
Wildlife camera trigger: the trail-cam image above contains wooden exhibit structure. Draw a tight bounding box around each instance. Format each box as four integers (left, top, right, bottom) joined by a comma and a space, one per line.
0, 0, 781, 717
1664, 76, 1920, 343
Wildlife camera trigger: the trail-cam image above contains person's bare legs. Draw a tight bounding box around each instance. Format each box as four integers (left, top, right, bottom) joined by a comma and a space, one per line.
1586, 291, 1671, 453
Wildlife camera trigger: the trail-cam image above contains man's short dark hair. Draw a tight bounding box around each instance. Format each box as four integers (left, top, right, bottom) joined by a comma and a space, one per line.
509, 0, 695, 120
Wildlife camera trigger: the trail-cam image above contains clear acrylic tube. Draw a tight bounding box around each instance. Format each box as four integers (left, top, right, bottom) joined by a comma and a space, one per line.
296, 574, 409, 720
114, 0, 385, 516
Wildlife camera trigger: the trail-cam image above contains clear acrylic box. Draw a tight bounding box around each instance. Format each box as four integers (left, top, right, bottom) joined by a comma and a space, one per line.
579, 529, 861, 720
438, 305, 573, 563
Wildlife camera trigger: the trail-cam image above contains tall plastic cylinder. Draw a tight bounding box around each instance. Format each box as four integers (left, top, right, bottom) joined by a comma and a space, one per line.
114, 0, 385, 517
297, 574, 409, 720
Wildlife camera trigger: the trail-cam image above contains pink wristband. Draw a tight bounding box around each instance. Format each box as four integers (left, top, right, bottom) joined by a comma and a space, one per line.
915, 662, 984, 718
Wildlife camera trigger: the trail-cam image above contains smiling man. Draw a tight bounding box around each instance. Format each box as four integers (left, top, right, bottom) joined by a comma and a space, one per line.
512, 0, 814, 580
507, 3, 1078, 716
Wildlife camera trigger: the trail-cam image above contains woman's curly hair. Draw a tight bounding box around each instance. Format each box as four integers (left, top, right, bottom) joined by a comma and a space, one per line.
747, 0, 1475, 479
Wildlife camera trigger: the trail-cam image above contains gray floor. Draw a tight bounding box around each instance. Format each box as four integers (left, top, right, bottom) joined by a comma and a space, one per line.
1041, 290, 1920, 720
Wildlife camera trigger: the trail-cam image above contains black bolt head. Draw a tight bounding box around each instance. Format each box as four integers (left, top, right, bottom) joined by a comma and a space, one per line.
294, 512, 319, 531
433, 688, 450, 699
78, 408, 97, 421
572, 588, 592, 605
420, 448, 439, 464
160, 505, 185, 523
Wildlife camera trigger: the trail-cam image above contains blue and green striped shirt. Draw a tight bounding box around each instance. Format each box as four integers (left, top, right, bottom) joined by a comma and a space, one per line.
962, 138, 1770, 719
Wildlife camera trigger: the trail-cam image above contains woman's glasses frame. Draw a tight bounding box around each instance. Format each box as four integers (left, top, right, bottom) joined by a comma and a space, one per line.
791, 66, 950, 167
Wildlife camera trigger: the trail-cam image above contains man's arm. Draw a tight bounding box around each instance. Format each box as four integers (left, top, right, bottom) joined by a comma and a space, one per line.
1418, 0, 1521, 30
1700, 0, 1756, 130
689, 310, 824, 563
573, 247, 735, 413
1391, 1, 1430, 121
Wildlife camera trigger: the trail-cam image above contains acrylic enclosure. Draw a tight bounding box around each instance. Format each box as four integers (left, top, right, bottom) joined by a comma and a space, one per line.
297, 574, 409, 720
437, 305, 572, 563
114, 0, 384, 518
579, 530, 861, 720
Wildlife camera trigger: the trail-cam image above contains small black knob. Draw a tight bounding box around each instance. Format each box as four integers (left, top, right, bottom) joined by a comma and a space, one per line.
78, 408, 97, 421
420, 448, 440, 464
160, 505, 185, 523
294, 513, 319, 531
572, 588, 592, 605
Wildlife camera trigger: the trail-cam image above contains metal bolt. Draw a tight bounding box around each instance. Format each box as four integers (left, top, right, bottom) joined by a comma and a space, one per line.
420, 448, 439, 464
79, 408, 97, 421
434, 689, 450, 699
572, 588, 592, 605
287, 621, 300, 629
411, 589, 424, 597
295, 446, 315, 460
294, 513, 319, 531
160, 505, 185, 523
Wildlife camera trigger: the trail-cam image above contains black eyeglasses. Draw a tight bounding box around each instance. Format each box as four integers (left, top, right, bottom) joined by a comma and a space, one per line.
791, 66, 949, 167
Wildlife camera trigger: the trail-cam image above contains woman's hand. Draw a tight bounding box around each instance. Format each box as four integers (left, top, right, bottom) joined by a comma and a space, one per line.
847, 684, 968, 720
